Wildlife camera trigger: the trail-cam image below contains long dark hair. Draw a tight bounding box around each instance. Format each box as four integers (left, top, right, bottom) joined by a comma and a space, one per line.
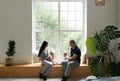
38, 41, 48, 57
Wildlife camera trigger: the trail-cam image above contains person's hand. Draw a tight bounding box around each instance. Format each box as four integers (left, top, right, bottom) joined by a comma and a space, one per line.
64, 57, 69, 60
46, 55, 51, 59
39, 58, 44, 61
53, 62, 56, 65
50, 51, 55, 56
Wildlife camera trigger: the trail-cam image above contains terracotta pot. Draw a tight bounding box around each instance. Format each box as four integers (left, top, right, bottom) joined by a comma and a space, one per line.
6, 58, 12, 66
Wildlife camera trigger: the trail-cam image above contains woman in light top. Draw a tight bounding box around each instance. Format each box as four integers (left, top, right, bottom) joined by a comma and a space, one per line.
38, 41, 55, 81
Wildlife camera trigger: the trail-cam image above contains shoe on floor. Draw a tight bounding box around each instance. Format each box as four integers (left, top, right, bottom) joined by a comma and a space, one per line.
43, 76, 47, 81
61, 76, 67, 81
39, 73, 43, 79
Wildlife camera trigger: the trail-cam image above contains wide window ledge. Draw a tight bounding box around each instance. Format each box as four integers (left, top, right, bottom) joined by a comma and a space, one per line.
0, 63, 88, 67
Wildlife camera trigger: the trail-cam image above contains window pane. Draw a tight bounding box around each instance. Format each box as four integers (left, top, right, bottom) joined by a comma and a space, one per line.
60, 12, 68, 20
60, 20, 68, 30
36, 21, 43, 29
68, 12, 75, 20
60, 2, 68, 11
43, 2, 51, 10
67, 32, 75, 41
36, 11, 58, 30
76, 21, 83, 30
36, 2, 43, 11
68, 2, 75, 11
36, 32, 59, 54
68, 21, 75, 30
42, 11, 58, 29
76, 12, 83, 20
36, 2, 58, 30
76, 2, 83, 11
75, 32, 83, 50
51, 2, 58, 11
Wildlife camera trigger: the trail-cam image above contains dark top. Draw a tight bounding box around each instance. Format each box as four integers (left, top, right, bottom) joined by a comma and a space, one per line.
70, 46, 81, 63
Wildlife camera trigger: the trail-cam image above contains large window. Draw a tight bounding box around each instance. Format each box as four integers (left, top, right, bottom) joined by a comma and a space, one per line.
32, 0, 87, 63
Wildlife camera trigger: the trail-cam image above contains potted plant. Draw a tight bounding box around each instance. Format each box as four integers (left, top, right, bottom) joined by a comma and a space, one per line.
108, 43, 120, 76
86, 25, 120, 77
6, 40, 16, 66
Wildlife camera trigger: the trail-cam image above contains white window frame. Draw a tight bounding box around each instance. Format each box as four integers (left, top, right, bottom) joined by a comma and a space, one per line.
32, 0, 87, 62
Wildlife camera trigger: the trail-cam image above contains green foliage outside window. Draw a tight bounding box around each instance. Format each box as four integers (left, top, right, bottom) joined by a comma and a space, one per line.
34, 2, 83, 60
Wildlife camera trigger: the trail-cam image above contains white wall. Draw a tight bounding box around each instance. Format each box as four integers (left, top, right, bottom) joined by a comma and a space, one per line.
118, 0, 120, 26
0, 0, 32, 64
116, 0, 120, 62
87, 0, 118, 58
87, 0, 120, 62
87, 0, 118, 37
0, 0, 118, 64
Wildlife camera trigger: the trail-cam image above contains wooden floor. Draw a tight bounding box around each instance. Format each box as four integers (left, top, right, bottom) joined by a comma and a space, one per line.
0, 63, 91, 78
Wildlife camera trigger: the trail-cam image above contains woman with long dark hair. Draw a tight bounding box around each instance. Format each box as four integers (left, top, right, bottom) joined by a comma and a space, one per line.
38, 41, 55, 81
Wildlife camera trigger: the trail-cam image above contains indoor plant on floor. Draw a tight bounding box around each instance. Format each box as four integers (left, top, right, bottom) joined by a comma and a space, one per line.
86, 25, 120, 77
6, 40, 16, 66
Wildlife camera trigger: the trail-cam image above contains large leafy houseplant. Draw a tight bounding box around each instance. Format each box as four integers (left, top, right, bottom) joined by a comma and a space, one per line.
6, 40, 16, 66
86, 25, 120, 77
90, 56, 105, 77
108, 44, 120, 76
109, 62, 120, 76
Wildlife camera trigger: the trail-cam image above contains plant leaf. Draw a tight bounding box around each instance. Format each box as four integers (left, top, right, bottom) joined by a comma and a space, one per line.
90, 56, 105, 77
86, 37, 96, 54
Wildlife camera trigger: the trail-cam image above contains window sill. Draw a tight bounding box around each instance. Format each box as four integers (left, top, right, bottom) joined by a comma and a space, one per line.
0, 63, 91, 78
0, 63, 88, 67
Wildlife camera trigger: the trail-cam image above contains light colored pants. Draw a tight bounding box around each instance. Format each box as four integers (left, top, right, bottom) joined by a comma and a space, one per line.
61, 60, 80, 77
41, 60, 53, 75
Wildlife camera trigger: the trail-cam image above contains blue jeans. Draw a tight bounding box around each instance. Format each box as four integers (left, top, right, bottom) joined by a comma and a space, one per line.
61, 60, 80, 77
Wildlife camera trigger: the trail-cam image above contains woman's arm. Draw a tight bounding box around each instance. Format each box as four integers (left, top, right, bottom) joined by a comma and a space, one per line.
39, 56, 50, 61
50, 51, 56, 65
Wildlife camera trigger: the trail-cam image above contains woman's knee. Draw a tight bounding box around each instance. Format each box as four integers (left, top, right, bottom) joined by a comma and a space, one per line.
61, 61, 65, 65
48, 62, 53, 67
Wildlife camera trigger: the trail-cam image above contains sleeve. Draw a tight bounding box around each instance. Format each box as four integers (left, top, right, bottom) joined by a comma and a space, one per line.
74, 48, 81, 56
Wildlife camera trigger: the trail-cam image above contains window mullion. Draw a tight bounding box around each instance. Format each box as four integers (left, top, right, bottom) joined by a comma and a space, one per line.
33, 1, 37, 53
58, 1, 61, 55
82, 1, 85, 53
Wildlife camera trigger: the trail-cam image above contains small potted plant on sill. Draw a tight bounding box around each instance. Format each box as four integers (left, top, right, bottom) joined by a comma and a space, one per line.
6, 40, 16, 66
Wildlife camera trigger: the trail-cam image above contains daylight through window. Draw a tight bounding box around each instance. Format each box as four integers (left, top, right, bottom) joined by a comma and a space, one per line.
32, 0, 87, 63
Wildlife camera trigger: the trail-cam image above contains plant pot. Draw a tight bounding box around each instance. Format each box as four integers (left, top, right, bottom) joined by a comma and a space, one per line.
6, 58, 12, 66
